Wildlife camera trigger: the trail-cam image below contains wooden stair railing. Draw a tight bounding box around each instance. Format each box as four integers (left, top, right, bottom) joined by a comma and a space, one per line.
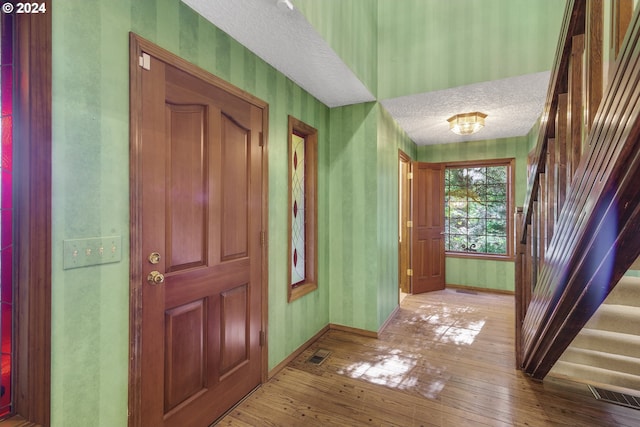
516, 0, 640, 380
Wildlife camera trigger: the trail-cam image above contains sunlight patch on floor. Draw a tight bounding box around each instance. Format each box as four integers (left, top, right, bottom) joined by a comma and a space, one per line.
336, 349, 450, 399
440, 323, 485, 345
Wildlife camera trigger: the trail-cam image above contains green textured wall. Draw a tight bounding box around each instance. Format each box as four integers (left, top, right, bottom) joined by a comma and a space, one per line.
377, 0, 566, 99
50, 0, 557, 424
52, 0, 331, 425
446, 257, 515, 292
418, 136, 530, 292
328, 103, 416, 331
296, 0, 564, 100
376, 105, 416, 324
328, 103, 379, 331
296, 0, 378, 96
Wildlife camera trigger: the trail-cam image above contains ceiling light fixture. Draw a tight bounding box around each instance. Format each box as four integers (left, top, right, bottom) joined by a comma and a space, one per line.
277, 0, 294, 11
447, 112, 487, 135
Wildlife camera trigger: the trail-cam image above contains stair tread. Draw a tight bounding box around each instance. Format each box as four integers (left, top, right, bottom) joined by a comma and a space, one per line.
585, 304, 640, 334
559, 347, 640, 376
569, 328, 640, 358
549, 361, 640, 392
600, 276, 640, 307
553, 275, 640, 391
565, 329, 640, 360
591, 303, 640, 316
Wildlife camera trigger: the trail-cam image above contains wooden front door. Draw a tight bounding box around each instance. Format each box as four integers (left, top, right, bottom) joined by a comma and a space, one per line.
411, 162, 445, 294
130, 36, 266, 427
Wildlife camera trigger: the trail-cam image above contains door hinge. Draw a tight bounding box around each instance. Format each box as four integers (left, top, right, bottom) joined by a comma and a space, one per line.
259, 330, 266, 346
139, 53, 151, 70
407, 220, 413, 228
260, 231, 266, 246
407, 172, 413, 180
407, 269, 413, 277
259, 132, 264, 147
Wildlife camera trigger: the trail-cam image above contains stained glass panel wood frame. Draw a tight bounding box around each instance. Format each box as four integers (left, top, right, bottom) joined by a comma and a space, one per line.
287, 116, 317, 302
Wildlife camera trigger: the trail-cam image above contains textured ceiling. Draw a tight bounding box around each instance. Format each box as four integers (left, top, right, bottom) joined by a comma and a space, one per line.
181, 0, 563, 145
180, 0, 375, 108
381, 72, 551, 145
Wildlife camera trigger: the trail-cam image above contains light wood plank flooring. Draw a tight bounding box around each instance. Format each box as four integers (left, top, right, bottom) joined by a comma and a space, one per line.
216, 289, 639, 426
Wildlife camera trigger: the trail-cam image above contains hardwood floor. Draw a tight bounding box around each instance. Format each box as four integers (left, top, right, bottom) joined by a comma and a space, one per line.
216, 289, 639, 426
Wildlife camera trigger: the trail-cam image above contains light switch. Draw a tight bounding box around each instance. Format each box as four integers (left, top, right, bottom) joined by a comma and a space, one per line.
63, 235, 122, 269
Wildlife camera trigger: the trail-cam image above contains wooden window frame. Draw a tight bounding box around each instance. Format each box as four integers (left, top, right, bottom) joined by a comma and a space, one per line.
444, 158, 515, 262
287, 116, 318, 302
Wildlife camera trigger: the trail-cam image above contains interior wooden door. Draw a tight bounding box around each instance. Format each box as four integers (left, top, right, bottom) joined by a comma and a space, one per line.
132, 41, 265, 427
411, 162, 445, 294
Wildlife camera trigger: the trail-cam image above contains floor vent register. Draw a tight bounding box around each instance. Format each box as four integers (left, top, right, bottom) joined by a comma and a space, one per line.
307, 349, 331, 365
589, 385, 640, 410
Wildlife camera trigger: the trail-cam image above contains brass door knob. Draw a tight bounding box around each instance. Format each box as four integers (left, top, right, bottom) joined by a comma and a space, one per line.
147, 271, 165, 285
148, 252, 161, 264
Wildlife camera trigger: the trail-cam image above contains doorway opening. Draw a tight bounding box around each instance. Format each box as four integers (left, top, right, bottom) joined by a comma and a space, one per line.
398, 151, 411, 301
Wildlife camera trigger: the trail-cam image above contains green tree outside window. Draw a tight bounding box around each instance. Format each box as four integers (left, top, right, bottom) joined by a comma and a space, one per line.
445, 164, 509, 255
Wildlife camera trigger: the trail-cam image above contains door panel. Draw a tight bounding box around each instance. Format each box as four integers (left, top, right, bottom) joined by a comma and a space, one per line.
166, 103, 207, 271
164, 300, 205, 412
135, 49, 264, 427
221, 115, 249, 261
412, 162, 445, 294
220, 284, 249, 376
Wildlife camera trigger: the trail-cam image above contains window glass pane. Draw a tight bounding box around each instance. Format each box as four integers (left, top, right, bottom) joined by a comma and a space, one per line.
444, 164, 509, 256
487, 219, 507, 236
487, 201, 506, 219
486, 184, 506, 201
470, 182, 486, 201
467, 201, 485, 218
451, 216, 468, 233
448, 234, 467, 252
288, 117, 318, 302
486, 166, 506, 182
467, 218, 486, 237
291, 134, 305, 286
486, 236, 507, 254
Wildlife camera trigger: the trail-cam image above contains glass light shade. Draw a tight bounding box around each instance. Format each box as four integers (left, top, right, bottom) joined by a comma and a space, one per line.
277, 0, 294, 11
447, 112, 487, 135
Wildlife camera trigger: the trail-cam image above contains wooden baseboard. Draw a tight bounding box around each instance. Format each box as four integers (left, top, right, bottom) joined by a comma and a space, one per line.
0, 415, 37, 427
267, 325, 329, 379
329, 323, 378, 338
267, 316, 397, 380
447, 283, 515, 295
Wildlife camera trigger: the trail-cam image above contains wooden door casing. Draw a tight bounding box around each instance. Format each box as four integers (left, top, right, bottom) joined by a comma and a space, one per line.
398, 151, 412, 294
411, 162, 445, 294
129, 34, 268, 427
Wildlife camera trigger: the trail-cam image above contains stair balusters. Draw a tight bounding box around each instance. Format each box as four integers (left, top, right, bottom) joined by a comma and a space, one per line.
516, 0, 640, 379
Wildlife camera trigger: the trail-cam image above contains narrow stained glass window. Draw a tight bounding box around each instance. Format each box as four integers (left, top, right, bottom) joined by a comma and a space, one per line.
291, 133, 305, 286
287, 116, 317, 302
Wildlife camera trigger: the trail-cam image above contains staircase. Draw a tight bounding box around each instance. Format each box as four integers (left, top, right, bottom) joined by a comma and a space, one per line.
548, 273, 640, 394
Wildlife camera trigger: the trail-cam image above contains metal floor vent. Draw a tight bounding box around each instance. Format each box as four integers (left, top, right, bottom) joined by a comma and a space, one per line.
589, 385, 640, 410
307, 349, 331, 365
